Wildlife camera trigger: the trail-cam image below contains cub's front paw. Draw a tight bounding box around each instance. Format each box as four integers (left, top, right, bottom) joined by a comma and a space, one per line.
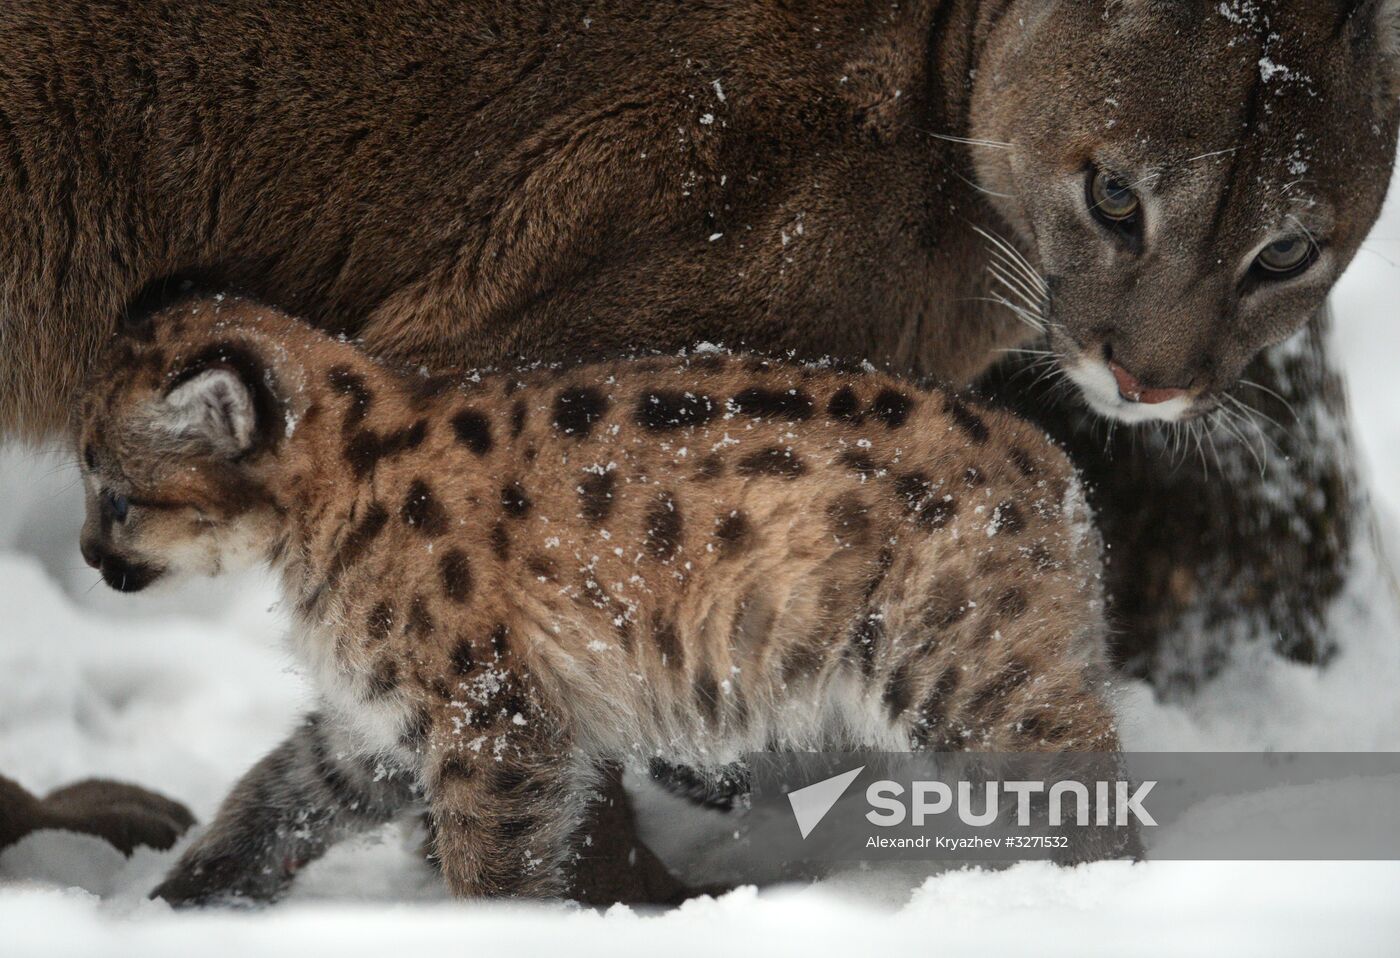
151, 852, 292, 909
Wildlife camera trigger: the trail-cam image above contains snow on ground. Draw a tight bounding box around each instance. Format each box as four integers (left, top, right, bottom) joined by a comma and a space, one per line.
3, 176, 1400, 954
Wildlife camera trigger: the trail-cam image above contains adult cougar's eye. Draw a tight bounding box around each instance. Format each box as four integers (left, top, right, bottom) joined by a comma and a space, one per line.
1088, 169, 1141, 223
1254, 236, 1315, 277
103, 490, 130, 523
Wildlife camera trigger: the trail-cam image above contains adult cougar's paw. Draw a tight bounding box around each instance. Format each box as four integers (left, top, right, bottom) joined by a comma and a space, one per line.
39, 779, 196, 855
1, 774, 196, 856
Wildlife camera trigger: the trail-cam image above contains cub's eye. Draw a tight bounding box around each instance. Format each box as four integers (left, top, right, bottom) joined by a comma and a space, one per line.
1088, 169, 1141, 224
102, 491, 130, 523
1254, 236, 1316, 277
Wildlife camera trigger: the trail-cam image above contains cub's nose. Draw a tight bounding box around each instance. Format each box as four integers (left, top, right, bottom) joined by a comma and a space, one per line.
80, 539, 105, 570
1108, 361, 1190, 406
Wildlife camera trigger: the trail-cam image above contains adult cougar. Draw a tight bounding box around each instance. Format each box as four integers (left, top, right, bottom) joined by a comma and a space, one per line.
0, 0, 1396, 901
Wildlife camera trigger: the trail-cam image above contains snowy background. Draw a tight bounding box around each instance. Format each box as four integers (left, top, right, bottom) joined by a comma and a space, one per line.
2, 169, 1399, 953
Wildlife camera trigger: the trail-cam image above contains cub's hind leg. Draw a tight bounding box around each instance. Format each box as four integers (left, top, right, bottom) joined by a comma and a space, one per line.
152, 711, 419, 907
425, 709, 595, 900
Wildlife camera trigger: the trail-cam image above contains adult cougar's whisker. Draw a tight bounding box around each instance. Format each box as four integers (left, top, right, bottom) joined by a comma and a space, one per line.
1237, 379, 1301, 423
974, 226, 1048, 294
920, 130, 1015, 151
988, 260, 1046, 314
988, 293, 1047, 334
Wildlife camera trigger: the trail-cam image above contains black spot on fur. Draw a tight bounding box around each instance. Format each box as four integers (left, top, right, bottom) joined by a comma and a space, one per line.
653, 615, 683, 670
1010, 447, 1038, 478
501, 482, 531, 518
450, 408, 493, 455
883, 662, 917, 719
450, 638, 476, 675
636, 390, 717, 430
945, 397, 990, 444
840, 451, 879, 479
644, 494, 683, 560
695, 454, 725, 481
509, 400, 527, 439
1027, 543, 1059, 572
963, 466, 987, 488
578, 471, 616, 523
967, 660, 1032, 721
714, 511, 752, 558
914, 669, 961, 747
827, 493, 871, 546
490, 624, 510, 659
826, 386, 861, 421
327, 503, 389, 591
439, 550, 473, 604
406, 593, 435, 637
871, 389, 913, 428
992, 500, 1025, 536
366, 601, 395, 642
367, 657, 400, 698
489, 522, 511, 560
408, 373, 455, 409
730, 387, 814, 421
896, 474, 929, 509
997, 588, 1029, 621
737, 447, 805, 479
526, 555, 557, 581
344, 420, 427, 479
780, 640, 826, 684
553, 387, 609, 437
923, 591, 970, 629
895, 474, 957, 529
848, 612, 884, 677
327, 366, 372, 431
401, 479, 448, 536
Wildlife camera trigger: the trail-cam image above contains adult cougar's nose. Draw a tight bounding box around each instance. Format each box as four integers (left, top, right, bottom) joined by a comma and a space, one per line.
1108, 361, 1190, 405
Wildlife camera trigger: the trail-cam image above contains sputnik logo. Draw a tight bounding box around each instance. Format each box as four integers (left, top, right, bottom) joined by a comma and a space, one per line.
787, 766, 865, 839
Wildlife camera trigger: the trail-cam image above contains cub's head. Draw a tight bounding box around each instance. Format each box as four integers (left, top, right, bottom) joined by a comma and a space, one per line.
75, 300, 293, 592
969, 0, 1400, 423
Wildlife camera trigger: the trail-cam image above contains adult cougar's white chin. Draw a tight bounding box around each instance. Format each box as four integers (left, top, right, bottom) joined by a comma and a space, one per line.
1063, 358, 1193, 425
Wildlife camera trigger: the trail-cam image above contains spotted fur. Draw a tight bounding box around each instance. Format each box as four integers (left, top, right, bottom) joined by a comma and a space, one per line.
77, 297, 1130, 904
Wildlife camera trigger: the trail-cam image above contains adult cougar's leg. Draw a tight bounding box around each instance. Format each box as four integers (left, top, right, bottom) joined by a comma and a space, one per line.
152, 711, 419, 907
983, 306, 1363, 692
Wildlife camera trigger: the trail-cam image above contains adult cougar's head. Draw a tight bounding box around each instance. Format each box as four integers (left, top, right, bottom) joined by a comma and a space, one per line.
969, 0, 1400, 423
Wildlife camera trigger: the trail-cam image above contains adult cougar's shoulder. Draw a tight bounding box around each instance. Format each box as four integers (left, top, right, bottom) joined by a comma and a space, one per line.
1, 1, 1395, 438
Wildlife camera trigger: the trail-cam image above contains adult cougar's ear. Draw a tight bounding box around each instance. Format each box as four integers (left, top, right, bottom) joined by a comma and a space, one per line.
161, 367, 257, 457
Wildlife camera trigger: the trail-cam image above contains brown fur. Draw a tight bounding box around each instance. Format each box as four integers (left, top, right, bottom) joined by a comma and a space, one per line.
0, 774, 194, 855
77, 296, 1130, 902
4, 1, 1395, 441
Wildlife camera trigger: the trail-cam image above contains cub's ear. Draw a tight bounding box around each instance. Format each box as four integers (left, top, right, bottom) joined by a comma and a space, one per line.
161, 368, 257, 457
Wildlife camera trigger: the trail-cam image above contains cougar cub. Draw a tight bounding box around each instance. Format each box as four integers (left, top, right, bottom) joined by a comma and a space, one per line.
76, 295, 1131, 904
